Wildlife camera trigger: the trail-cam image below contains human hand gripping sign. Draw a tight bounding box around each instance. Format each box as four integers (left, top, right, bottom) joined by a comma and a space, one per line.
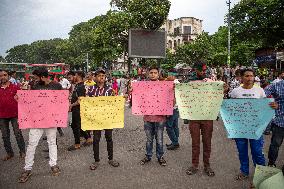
269, 101, 278, 109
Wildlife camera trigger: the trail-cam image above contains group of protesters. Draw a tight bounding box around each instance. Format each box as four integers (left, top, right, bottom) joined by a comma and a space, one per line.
0, 61, 284, 187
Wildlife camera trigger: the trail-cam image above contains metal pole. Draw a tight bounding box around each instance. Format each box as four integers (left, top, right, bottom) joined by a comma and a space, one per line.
226, 0, 231, 66
86, 53, 89, 72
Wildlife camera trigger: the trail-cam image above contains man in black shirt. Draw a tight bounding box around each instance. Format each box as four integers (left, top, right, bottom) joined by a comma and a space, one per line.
68, 71, 92, 151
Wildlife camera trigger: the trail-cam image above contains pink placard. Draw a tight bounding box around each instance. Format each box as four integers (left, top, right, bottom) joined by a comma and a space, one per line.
132, 81, 174, 115
18, 90, 69, 129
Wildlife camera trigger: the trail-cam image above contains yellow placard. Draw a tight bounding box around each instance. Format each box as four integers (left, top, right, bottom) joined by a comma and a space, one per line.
80, 96, 125, 130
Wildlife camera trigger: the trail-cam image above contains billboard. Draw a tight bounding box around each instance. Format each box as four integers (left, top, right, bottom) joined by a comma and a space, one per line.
129, 29, 166, 58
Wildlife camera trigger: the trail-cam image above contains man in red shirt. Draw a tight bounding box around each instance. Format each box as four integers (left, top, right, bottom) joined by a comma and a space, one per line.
0, 69, 25, 161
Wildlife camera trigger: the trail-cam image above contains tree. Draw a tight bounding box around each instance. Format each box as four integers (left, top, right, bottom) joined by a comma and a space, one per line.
0, 55, 5, 62
5, 44, 31, 63
230, 0, 284, 47
111, 0, 171, 29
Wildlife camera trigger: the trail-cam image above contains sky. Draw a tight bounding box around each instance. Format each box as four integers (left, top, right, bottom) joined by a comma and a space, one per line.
0, 0, 240, 57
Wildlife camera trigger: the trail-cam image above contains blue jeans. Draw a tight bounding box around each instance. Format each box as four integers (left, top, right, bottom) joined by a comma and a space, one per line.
144, 121, 164, 159
235, 136, 266, 175
166, 109, 179, 145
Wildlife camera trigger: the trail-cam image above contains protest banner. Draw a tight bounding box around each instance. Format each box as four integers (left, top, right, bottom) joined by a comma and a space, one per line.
80, 96, 125, 130
220, 98, 275, 139
175, 82, 224, 120
253, 165, 284, 189
18, 90, 69, 129
132, 81, 174, 115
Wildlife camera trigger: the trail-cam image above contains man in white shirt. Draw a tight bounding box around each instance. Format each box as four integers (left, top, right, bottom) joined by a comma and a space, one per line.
230, 68, 278, 181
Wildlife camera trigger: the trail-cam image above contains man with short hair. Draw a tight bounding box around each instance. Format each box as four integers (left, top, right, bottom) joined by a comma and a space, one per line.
18, 68, 62, 183
88, 69, 120, 170
230, 68, 278, 180
140, 66, 167, 166
68, 71, 92, 151
0, 69, 25, 161
186, 61, 220, 177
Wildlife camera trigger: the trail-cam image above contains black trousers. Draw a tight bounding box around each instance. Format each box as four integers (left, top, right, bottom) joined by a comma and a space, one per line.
93, 130, 113, 162
268, 123, 284, 164
0, 118, 25, 155
71, 109, 90, 144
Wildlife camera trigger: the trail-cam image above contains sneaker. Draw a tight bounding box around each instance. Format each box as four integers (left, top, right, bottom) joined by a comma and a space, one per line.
51, 165, 60, 176
140, 156, 151, 165
158, 157, 167, 166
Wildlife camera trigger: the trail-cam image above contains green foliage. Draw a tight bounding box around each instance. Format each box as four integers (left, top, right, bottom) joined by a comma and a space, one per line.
111, 0, 171, 29
0, 55, 6, 62
230, 0, 284, 47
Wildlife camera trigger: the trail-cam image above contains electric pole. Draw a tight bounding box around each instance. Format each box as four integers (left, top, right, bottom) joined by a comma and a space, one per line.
86, 53, 89, 72
226, 0, 231, 66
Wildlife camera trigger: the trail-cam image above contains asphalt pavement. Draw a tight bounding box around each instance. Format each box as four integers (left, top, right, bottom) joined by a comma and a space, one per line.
0, 108, 283, 189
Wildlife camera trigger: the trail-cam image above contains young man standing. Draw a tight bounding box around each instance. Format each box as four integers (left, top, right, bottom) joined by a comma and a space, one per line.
18, 68, 62, 183
68, 71, 92, 151
165, 75, 180, 150
88, 69, 120, 170
264, 75, 284, 167
186, 62, 219, 177
0, 69, 25, 161
140, 67, 167, 166
230, 69, 278, 180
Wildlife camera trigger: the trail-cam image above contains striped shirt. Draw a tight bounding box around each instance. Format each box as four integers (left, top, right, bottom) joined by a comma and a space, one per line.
87, 84, 113, 97
265, 80, 284, 127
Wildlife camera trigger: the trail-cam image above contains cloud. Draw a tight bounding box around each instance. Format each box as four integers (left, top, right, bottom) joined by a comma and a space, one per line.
0, 0, 240, 56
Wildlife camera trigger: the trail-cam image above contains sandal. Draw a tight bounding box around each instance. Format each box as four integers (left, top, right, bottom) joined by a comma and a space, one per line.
18, 170, 32, 183
51, 165, 61, 176
158, 157, 167, 166
249, 182, 256, 189
2, 154, 14, 161
186, 166, 198, 175
235, 172, 248, 181
140, 156, 151, 165
108, 160, 120, 167
67, 145, 80, 151
82, 140, 92, 147
204, 167, 215, 177
20, 152, 25, 159
90, 162, 99, 170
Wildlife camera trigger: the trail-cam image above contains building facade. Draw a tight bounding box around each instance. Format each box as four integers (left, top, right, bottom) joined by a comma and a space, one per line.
161, 17, 203, 51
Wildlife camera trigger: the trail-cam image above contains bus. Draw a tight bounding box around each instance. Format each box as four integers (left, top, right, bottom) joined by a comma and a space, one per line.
0, 62, 70, 80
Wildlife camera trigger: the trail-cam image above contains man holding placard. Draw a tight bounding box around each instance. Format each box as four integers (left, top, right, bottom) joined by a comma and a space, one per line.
229, 68, 278, 181
184, 61, 223, 177
139, 67, 168, 166
18, 68, 63, 183
87, 69, 120, 170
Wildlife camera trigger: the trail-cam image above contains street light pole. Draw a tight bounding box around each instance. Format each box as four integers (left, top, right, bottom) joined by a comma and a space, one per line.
86, 53, 89, 72
226, 0, 231, 66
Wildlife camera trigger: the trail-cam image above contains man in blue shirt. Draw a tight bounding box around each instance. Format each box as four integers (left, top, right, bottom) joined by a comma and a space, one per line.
265, 80, 284, 167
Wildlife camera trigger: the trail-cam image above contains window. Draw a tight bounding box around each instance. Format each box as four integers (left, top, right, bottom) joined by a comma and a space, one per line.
174, 27, 180, 35
183, 26, 192, 34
